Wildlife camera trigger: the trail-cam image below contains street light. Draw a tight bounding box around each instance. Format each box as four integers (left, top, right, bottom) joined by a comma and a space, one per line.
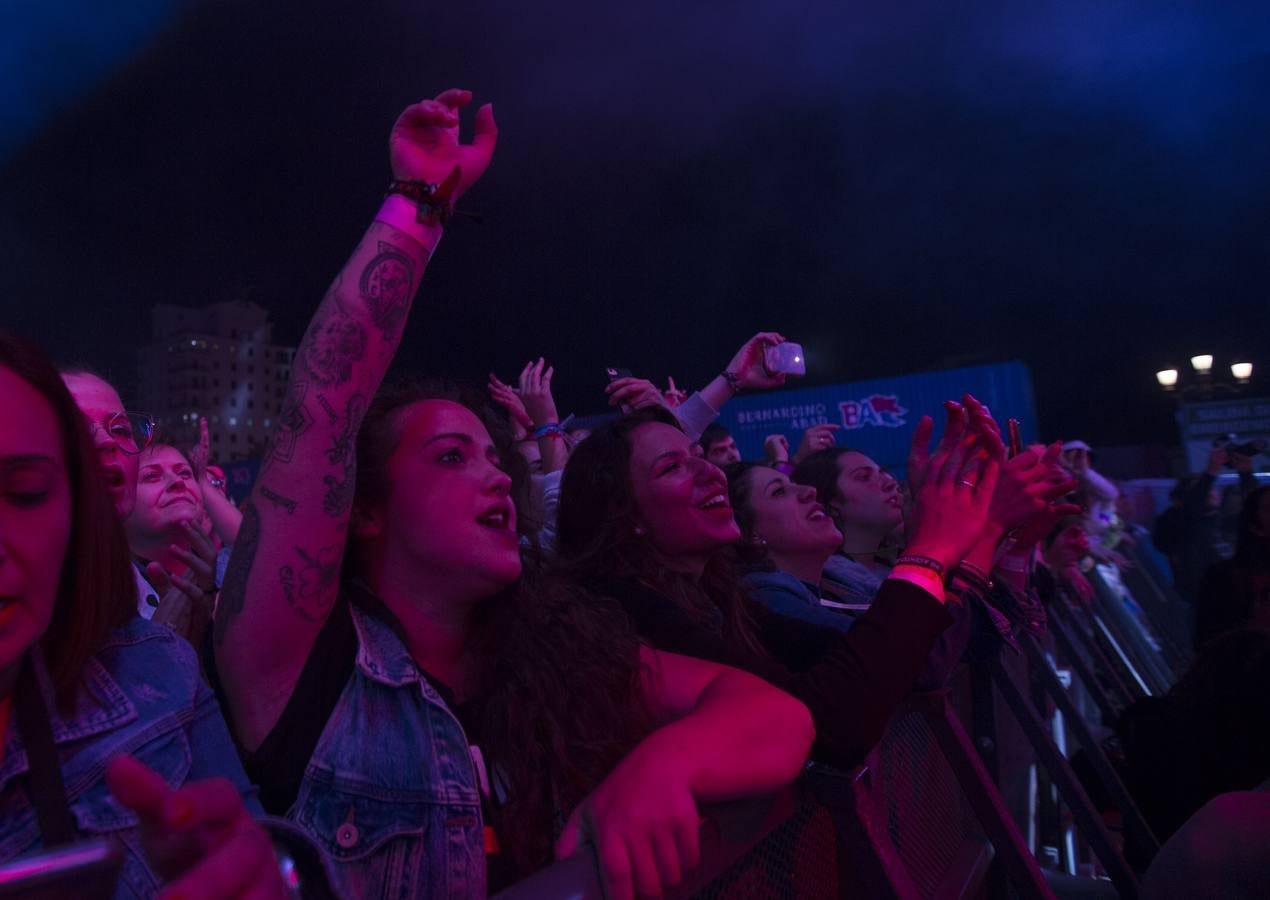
1190, 354, 1214, 375
1156, 368, 1179, 390
1232, 361, 1253, 383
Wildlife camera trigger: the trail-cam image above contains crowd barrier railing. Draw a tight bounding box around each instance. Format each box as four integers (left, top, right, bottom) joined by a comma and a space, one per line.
1087, 568, 1174, 696
1019, 635, 1160, 864
1115, 542, 1191, 670
982, 656, 1140, 899
496, 688, 1057, 900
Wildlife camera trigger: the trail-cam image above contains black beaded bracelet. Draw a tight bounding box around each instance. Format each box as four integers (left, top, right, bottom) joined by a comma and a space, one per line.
894, 554, 947, 578
954, 561, 994, 592
720, 370, 741, 391
386, 178, 453, 225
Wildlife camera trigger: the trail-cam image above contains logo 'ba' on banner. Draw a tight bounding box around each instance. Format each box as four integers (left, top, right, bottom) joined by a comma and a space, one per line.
718, 361, 1039, 478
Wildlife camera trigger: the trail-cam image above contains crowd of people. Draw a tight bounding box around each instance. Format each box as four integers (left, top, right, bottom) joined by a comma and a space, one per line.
2, 88, 1268, 899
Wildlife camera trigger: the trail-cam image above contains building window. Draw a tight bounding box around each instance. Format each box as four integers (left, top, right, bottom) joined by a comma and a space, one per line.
228, 417, 238, 427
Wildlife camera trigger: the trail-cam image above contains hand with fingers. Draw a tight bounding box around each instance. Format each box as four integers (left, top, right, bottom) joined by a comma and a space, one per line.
764, 434, 790, 465
390, 88, 498, 203
725, 332, 787, 391
518, 358, 560, 429
662, 377, 688, 409
606, 377, 668, 413
991, 442, 1083, 551
148, 519, 218, 646
488, 372, 533, 440
904, 422, 1004, 575
906, 400, 969, 497
953, 395, 1083, 540
107, 756, 290, 900
792, 423, 841, 463
555, 740, 702, 900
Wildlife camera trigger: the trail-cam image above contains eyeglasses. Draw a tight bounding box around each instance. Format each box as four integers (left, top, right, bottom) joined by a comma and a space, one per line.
84, 411, 157, 455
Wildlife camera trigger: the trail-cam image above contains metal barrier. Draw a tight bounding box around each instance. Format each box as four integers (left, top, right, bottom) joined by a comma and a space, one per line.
497, 690, 1054, 900
1087, 568, 1174, 697
984, 656, 1141, 899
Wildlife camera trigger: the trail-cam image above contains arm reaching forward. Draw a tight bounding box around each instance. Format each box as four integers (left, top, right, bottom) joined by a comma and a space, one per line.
215, 89, 497, 749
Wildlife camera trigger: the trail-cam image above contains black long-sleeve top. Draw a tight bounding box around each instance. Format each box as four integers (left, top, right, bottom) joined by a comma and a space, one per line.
600, 577, 953, 769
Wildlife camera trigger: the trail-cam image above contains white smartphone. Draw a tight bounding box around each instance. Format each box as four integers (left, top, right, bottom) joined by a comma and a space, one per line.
764, 342, 806, 377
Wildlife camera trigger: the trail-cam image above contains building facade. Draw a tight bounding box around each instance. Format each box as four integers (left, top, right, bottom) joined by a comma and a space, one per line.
137, 302, 295, 463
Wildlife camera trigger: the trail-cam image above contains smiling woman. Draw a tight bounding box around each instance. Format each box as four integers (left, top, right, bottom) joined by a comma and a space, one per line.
555, 404, 1003, 770
0, 331, 294, 898
126, 444, 204, 561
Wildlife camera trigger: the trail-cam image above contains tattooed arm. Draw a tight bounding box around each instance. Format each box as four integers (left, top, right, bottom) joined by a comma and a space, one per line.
215, 90, 497, 750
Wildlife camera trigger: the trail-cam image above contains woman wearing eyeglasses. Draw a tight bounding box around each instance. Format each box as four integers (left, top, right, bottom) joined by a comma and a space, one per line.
60, 370, 219, 625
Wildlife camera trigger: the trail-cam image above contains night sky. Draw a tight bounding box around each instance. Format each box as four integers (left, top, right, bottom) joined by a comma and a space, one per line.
3, 1, 1269, 447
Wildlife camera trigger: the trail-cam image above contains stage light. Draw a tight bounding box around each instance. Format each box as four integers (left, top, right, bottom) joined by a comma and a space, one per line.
1156, 369, 1178, 389
1190, 354, 1213, 375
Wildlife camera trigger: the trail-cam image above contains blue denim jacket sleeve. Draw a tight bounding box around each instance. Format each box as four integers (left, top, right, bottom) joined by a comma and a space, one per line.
187, 676, 263, 815
743, 571, 856, 634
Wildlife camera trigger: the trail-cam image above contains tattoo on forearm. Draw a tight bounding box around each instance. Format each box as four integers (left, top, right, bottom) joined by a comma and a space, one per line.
279, 544, 342, 621
300, 308, 368, 386
316, 393, 339, 424
360, 241, 416, 342
266, 382, 314, 467
259, 486, 298, 515
214, 503, 261, 647
322, 393, 365, 517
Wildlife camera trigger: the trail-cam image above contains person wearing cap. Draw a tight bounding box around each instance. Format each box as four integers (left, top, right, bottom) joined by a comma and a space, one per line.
1063, 439, 1120, 550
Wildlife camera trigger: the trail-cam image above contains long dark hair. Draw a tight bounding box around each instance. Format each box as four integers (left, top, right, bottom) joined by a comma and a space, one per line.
555, 407, 765, 654
723, 461, 776, 571
350, 377, 648, 874
1, 332, 135, 708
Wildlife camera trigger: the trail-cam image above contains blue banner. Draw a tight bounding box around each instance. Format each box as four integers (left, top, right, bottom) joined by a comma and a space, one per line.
717, 361, 1039, 477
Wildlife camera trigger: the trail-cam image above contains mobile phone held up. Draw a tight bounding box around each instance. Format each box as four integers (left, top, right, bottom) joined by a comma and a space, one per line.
764, 342, 806, 377
605, 367, 633, 382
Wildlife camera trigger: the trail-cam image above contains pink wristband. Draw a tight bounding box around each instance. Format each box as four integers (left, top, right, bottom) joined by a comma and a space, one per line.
375, 195, 444, 255
889, 564, 946, 604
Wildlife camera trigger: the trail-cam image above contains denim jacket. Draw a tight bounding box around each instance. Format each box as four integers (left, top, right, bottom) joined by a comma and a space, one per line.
286, 602, 485, 899
742, 570, 857, 634
0, 618, 257, 899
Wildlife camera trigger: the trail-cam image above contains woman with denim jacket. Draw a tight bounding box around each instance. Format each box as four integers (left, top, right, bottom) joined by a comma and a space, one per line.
213, 89, 814, 900
0, 332, 299, 899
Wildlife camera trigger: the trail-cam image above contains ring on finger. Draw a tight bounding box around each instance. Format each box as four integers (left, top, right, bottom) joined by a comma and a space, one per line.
957, 479, 977, 488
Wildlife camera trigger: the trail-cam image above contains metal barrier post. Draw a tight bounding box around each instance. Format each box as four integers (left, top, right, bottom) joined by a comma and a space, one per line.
912, 692, 1057, 900
1020, 635, 1161, 863
987, 658, 1141, 899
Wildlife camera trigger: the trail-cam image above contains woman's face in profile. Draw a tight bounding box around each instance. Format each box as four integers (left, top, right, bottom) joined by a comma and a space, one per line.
0, 365, 72, 679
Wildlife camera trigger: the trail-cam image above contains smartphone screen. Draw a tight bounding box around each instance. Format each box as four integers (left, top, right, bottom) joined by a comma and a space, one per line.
764, 342, 806, 377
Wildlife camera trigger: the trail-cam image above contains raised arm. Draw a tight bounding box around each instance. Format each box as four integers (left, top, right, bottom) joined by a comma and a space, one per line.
215, 89, 497, 749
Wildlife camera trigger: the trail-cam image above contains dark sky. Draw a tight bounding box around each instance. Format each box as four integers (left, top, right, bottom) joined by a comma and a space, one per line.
3, 0, 1269, 446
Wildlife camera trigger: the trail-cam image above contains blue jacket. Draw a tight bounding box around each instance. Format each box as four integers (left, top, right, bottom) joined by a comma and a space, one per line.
0, 619, 258, 898
285, 602, 485, 899
742, 570, 858, 634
